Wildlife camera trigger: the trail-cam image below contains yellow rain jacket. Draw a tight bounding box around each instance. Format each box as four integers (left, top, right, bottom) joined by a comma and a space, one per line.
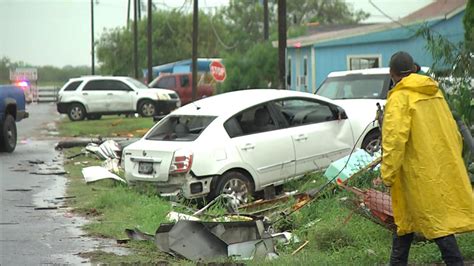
381, 73, 474, 239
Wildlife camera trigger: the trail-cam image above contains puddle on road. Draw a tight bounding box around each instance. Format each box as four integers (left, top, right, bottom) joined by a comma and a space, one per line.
31, 152, 131, 263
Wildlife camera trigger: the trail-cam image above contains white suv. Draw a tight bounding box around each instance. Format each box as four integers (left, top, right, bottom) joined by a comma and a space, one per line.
57, 76, 181, 121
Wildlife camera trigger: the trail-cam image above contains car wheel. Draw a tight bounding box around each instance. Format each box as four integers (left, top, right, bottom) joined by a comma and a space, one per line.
138, 100, 156, 117
68, 103, 86, 121
212, 171, 254, 206
362, 130, 381, 154
0, 114, 17, 153
87, 114, 102, 120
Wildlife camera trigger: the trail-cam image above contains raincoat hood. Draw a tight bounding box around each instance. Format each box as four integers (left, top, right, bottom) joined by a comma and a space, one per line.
389, 74, 439, 97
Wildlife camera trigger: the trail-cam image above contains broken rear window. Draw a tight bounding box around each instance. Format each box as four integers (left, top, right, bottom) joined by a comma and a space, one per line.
146, 115, 216, 141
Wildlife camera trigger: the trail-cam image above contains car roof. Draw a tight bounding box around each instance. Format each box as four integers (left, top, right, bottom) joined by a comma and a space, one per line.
328, 68, 391, 77
327, 67, 430, 77
67, 76, 134, 82
172, 89, 335, 117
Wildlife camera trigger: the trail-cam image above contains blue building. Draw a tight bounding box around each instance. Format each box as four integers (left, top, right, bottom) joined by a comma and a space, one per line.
284, 0, 467, 92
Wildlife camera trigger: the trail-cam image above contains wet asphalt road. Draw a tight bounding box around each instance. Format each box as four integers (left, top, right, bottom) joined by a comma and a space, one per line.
0, 103, 103, 265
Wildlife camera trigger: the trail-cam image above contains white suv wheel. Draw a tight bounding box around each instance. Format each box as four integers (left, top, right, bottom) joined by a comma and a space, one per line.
139, 101, 155, 117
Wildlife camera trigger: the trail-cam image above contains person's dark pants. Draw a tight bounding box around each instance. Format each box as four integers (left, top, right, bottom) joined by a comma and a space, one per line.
389, 233, 464, 266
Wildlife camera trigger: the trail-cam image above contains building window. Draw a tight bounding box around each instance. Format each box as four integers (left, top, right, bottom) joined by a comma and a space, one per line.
347, 55, 381, 70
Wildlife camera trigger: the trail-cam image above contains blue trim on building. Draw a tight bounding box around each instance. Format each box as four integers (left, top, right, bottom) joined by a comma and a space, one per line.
314, 20, 441, 48
286, 10, 465, 90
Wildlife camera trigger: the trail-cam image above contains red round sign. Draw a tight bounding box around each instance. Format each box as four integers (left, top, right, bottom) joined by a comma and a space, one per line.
210, 61, 226, 82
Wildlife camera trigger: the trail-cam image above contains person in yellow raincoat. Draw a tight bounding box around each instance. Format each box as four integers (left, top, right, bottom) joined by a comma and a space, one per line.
381, 51, 474, 265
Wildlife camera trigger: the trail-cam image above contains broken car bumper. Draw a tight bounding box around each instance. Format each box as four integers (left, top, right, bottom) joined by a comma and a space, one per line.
129, 174, 213, 199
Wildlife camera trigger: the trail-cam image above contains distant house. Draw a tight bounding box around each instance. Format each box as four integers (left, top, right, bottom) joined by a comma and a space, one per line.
283, 0, 467, 92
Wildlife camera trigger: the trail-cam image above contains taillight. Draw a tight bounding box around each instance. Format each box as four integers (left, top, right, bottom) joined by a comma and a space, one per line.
169, 149, 193, 174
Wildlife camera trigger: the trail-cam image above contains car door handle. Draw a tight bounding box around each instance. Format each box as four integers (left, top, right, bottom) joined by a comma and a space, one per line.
82, 92, 88, 96
107, 93, 113, 95
294, 134, 308, 141
241, 143, 255, 151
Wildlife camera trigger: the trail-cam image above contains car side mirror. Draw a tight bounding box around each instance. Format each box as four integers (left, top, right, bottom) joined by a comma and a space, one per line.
337, 107, 348, 119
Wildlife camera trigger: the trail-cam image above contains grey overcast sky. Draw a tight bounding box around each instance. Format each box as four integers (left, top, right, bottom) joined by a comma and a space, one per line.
0, 0, 433, 67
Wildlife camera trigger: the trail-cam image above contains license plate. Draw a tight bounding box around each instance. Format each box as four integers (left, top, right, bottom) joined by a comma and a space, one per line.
138, 162, 154, 175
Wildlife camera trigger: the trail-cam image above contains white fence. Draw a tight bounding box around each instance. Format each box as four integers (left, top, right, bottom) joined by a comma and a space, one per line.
33, 86, 59, 103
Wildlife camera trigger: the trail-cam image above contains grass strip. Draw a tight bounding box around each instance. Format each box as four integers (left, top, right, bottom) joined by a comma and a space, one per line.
62, 147, 474, 265
57, 115, 154, 138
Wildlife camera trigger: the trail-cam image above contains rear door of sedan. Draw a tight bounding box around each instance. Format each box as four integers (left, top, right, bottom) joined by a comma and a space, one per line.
270, 98, 354, 175
225, 103, 296, 186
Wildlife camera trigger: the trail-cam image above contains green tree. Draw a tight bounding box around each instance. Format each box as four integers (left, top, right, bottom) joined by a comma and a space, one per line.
219, 42, 278, 92
96, 10, 230, 77
463, 0, 474, 45
286, 0, 369, 26
0, 57, 11, 83
221, 0, 369, 52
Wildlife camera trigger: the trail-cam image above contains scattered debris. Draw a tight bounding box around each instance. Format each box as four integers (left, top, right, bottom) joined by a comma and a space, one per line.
54, 196, 76, 200
194, 194, 241, 216
6, 189, 32, 192
82, 166, 127, 184
122, 219, 277, 261
153, 220, 276, 261
102, 158, 120, 174
30, 169, 67, 175
11, 168, 28, 172
28, 159, 45, 165
55, 138, 103, 150
34, 206, 59, 210
166, 211, 200, 222
67, 152, 86, 159
339, 184, 394, 229
86, 140, 121, 160
271, 232, 299, 245
324, 149, 381, 183
125, 228, 155, 241
291, 240, 309, 255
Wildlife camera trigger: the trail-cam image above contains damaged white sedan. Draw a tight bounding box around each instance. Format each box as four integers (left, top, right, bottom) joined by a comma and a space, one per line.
122, 89, 379, 203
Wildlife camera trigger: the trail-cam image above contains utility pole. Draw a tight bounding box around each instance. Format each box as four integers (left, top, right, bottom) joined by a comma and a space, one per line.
90, 0, 95, 75
147, 0, 153, 84
263, 0, 269, 41
133, 0, 139, 79
138, 0, 141, 20
127, 0, 130, 29
278, 0, 286, 89
192, 0, 198, 101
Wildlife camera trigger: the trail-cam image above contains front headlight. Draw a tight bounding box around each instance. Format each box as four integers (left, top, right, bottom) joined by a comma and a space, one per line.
156, 93, 171, 100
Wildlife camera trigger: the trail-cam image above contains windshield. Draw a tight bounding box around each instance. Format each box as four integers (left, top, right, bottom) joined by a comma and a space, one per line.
146, 115, 216, 141
126, 77, 149, 89
316, 74, 389, 100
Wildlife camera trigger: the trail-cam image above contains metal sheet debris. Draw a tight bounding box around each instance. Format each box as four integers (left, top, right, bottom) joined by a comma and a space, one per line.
140, 219, 277, 261
168, 221, 228, 261
82, 166, 127, 183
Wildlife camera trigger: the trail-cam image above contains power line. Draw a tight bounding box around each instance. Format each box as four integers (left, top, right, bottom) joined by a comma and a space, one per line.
368, 0, 407, 28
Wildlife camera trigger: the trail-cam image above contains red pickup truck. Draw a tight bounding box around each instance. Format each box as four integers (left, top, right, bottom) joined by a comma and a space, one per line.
148, 73, 214, 106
